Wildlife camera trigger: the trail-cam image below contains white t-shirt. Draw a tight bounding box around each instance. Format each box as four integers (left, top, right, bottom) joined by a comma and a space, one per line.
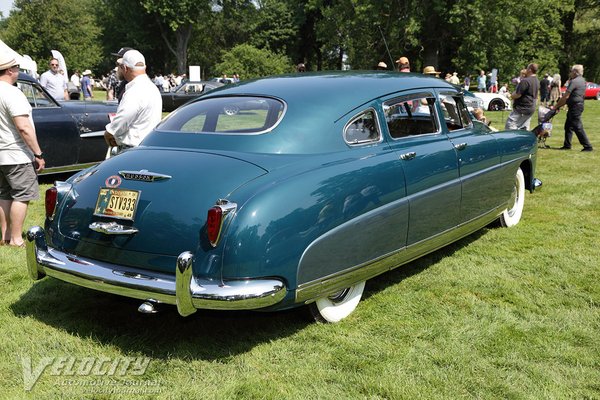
0, 81, 35, 165
105, 74, 162, 147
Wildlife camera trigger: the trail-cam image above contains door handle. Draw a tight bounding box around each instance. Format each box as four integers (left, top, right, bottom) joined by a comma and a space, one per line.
400, 152, 416, 160
454, 142, 468, 150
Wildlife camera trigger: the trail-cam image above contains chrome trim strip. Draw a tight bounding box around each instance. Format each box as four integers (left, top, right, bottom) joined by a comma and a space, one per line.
295, 205, 504, 304
80, 130, 105, 138
39, 162, 100, 176
26, 227, 287, 316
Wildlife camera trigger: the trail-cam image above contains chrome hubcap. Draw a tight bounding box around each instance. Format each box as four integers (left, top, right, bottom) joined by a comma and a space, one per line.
328, 288, 350, 304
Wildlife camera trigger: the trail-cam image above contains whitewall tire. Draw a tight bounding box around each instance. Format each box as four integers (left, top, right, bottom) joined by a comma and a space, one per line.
500, 167, 525, 227
309, 281, 366, 323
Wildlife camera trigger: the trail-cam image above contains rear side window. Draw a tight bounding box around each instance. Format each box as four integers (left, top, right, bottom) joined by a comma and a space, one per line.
159, 96, 285, 134
383, 95, 438, 138
344, 109, 380, 145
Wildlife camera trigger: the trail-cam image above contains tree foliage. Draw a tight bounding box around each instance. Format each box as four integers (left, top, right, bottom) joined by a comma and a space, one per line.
2, 0, 102, 73
1, 0, 600, 82
214, 43, 292, 79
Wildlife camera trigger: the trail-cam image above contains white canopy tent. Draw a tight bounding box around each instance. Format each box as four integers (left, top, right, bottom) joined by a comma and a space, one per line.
0, 38, 38, 76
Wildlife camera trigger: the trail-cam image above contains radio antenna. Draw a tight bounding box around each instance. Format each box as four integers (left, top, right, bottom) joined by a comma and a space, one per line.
377, 25, 395, 70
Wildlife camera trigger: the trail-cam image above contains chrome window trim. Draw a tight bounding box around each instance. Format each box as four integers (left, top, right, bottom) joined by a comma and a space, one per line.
343, 107, 383, 146
167, 95, 287, 136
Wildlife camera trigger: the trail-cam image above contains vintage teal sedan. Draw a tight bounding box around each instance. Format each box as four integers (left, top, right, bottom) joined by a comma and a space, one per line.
26, 72, 538, 323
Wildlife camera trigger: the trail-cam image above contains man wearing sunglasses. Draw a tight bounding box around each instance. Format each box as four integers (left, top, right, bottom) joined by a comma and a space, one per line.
0, 51, 45, 247
39, 58, 69, 101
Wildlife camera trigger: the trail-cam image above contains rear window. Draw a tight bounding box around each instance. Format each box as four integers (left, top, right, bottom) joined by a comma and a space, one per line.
159, 96, 285, 134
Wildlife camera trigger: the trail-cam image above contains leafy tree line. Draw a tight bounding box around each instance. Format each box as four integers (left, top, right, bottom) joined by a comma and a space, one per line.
1, 0, 599, 83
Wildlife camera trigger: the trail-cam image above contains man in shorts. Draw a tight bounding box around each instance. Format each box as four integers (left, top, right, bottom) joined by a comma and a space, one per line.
0, 50, 45, 247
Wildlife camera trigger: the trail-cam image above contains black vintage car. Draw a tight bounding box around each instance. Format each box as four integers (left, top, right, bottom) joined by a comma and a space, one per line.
161, 80, 223, 112
17, 73, 118, 175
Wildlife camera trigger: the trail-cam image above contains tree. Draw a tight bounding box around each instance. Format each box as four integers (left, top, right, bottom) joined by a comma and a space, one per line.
2, 0, 102, 73
214, 43, 292, 79
95, 0, 163, 74
140, 0, 212, 74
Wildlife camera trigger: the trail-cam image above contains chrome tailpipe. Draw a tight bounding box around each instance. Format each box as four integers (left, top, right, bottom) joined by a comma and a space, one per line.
137, 300, 160, 314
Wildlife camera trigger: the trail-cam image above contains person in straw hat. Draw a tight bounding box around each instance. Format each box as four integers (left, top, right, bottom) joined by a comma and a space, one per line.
81, 69, 94, 101
422, 66, 441, 78
376, 61, 388, 70
396, 56, 410, 72
0, 50, 45, 247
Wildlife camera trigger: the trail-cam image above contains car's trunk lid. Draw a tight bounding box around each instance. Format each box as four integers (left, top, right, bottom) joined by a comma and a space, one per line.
55, 148, 267, 273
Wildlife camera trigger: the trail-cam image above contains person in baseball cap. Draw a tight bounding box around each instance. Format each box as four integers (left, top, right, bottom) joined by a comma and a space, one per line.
111, 47, 135, 103
104, 48, 162, 154
121, 49, 146, 69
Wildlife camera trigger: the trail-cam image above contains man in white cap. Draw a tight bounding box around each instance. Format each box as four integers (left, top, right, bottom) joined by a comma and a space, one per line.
39, 57, 69, 101
104, 49, 162, 152
0, 51, 45, 247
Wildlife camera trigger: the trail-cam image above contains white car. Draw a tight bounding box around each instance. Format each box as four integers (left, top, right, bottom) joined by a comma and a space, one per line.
473, 92, 512, 111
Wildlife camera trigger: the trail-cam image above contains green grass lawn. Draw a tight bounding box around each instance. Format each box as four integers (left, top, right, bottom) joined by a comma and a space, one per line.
1, 101, 599, 399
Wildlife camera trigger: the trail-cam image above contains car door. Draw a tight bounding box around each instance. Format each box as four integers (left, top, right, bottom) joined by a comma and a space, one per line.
382, 91, 461, 247
17, 79, 80, 169
436, 90, 503, 222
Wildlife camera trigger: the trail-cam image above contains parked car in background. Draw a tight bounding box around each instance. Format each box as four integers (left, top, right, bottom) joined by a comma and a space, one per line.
161, 80, 224, 112
560, 81, 600, 99
210, 77, 235, 84
462, 89, 485, 111
472, 92, 512, 111
17, 73, 117, 175
27, 72, 539, 323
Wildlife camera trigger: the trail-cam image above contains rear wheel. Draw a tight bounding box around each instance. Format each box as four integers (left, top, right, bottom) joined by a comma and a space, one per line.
308, 281, 366, 323
596, 92, 600, 100
500, 168, 525, 227
488, 98, 505, 111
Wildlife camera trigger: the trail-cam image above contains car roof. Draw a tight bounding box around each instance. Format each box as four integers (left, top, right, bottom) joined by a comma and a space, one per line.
18, 72, 38, 83
202, 71, 458, 121
149, 71, 461, 155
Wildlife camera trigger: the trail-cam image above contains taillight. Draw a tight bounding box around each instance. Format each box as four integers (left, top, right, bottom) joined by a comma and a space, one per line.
206, 206, 223, 246
206, 200, 237, 247
45, 187, 58, 219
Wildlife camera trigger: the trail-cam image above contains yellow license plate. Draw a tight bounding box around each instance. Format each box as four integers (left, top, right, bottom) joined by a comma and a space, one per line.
93, 188, 140, 220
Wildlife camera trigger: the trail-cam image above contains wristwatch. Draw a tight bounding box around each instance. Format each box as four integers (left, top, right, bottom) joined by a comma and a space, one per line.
34, 153, 44, 159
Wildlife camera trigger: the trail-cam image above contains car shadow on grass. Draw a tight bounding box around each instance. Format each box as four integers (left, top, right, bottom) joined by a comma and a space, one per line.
10, 227, 487, 361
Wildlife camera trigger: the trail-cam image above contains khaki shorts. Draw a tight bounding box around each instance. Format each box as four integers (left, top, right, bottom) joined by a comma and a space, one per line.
0, 163, 39, 202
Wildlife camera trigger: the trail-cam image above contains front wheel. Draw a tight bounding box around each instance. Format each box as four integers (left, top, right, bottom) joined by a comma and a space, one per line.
500, 168, 525, 227
308, 281, 366, 323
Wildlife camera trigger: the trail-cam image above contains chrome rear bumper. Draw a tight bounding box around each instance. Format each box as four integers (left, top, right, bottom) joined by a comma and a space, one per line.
25, 226, 286, 316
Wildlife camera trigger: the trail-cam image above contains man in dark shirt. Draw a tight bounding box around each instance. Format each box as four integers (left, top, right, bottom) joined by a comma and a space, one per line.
111, 47, 134, 103
505, 63, 540, 130
553, 64, 593, 151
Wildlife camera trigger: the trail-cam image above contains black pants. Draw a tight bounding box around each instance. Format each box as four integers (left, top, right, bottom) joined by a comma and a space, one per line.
563, 104, 593, 149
